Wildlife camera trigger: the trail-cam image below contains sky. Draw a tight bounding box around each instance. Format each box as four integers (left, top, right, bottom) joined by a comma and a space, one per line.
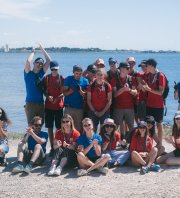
0, 0, 180, 50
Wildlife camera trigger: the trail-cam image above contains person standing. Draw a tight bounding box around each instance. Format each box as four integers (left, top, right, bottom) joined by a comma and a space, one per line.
143, 59, 166, 143
44, 61, 64, 155
63, 65, 89, 131
24, 43, 51, 125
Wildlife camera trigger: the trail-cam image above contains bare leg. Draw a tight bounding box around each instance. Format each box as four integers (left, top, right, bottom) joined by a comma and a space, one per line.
166, 157, 180, 165
147, 147, 158, 167
17, 141, 27, 162
48, 128, 54, 149
59, 157, 68, 169
131, 151, 147, 166
77, 152, 94, 169
30, 144, 44, 163
156, 145, 165, 157
156, 122, 163, 143
156, 152, 175, 164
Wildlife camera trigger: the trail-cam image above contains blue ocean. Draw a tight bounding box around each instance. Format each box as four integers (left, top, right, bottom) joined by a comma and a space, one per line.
0, 51, 180, 132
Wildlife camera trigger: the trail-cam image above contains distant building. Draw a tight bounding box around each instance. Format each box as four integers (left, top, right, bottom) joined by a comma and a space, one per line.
4, 44, 9, 52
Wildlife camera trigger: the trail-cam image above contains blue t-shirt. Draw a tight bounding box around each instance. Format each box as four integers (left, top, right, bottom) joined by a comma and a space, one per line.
24, 69, 45, 103
178, 82, 180, 104
27, 131, 48, 153
64, 75, 89, 109
77, 133, 102, 158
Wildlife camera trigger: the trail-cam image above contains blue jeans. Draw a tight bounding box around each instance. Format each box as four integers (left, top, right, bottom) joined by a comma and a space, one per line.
89, 111, 110, 131
0, 139, 9, 157
103, 150, 130, 165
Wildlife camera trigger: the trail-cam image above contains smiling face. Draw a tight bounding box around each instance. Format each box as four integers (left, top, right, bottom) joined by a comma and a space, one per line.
74, 71, 82, 80
62, 118, 72, 131
95, 70, 105, 82
32, 119, 42, 133
82, 119, 93, 134
104, 123, 114, 134
138, 126, 147, 136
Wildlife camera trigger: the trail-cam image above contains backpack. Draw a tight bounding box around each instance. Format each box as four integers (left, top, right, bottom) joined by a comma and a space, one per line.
91, 80, 109, 96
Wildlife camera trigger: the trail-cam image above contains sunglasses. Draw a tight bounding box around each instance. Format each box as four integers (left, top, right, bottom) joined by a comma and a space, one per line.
62, 120, 70, 123
51, 69, 58, 71
175, 118, 180, 120
34, 124, 42, 128
83, 124, 91, 127
105, 124, 114, 128
139, 126, 146, 129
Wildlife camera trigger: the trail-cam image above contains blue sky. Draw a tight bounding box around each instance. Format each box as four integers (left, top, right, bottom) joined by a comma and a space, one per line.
0, 0, 180, 50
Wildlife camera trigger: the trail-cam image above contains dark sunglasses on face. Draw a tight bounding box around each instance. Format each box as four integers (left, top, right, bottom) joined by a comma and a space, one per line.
62, 120, 70, 124
105, 124, 114, 128
175, 118, 180, 120
139, 126, 146, 129
51, 69, 58, 71
34, 124, 42, 128
83, 124, 91, 127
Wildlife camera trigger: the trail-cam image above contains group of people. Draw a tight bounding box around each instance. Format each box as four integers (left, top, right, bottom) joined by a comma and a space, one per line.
0, 43, 180, 176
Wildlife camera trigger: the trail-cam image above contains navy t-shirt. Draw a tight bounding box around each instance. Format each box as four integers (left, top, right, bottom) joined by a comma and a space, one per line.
27, 131, 48, 153
64, 75, 89, 109
77, 133, 102, 158
24, 69, 45, 103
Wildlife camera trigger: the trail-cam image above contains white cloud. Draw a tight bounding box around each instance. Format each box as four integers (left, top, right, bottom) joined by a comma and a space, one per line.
3, 32, 16, 36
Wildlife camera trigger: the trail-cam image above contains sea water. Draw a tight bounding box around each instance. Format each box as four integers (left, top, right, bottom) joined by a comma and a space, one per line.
0, 51, 180, 132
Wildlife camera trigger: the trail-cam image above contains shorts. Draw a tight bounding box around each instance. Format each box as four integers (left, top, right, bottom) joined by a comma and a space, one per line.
88, 156, 100, 163
146, 107, 164, 123
45, 108, 63, 128
23, 147, 46, 165
137, 101, 146, 120
173, 148, 180, 157
25, 102, 44, 125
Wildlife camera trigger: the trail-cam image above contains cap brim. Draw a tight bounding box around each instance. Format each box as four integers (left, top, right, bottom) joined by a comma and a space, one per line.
101, 122, 117, 129
51, 66, 59, 70
175, 115, 180, 119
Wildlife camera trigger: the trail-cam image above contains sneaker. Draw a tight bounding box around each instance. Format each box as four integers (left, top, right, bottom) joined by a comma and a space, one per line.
108, 162, 115, 169
54, 166, 62, 176
98, 167, 109, 175
12, 164, 24, 173
77, 169, 87, 177
48, 165, 56, 176
151, 164, 161, 172
0, 157, 8, 166
24, 163, 33, 174
141, 166, 150, 174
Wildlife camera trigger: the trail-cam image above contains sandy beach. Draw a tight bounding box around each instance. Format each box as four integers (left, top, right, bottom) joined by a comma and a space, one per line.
0, 138, 180, 198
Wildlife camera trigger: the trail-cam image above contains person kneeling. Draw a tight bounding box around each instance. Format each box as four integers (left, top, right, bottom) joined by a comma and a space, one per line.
48, 114, 80, 176
130, 121, 160, 174
12, 116, 48, 174
77, 118, 110, 176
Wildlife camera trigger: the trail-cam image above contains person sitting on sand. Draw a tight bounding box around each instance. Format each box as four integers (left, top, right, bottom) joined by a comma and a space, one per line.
130, 121, 161, 174
0, 107, 11, 166
156, 111, 180, 165
145, 115, 165, 156
76, 118, 110, 176
48, 114, 80, 176
12, 116, 48, 174
100, 118, 130, 168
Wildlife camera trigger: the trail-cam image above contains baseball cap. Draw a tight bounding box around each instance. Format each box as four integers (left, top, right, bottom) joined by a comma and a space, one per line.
108, 57, 117, 65
73, 65, 83, 73
127, 57, 136, 63
119, 62, 130, 68
34, 57, 44, 64
145, 115, 155, 124
174, 111, 180, 119
138, 60, 147, 67
138, 121, 147, 128
145, 59, 157, 67
87, 64, 97, 73
95, 58, 105, 67
50, 61, 59, 70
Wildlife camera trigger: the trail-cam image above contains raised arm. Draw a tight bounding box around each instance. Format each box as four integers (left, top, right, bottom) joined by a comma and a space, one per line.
25, 49, 35, 73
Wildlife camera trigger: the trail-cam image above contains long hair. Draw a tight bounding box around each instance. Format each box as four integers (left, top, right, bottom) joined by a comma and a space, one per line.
100, 125, 116, 141
172, 118, 180, 137
0, 107, 11, 124
60, 114, 75, 133
148, 124, 155, 137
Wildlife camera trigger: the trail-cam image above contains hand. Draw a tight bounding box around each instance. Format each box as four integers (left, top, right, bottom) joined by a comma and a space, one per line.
26, 127, 34, 135
36, 42, 43, 50
68, 88, 74, 95
79, 89, 86, 97
77, 145, 84, 152
92, 139, 98, 146
144, 84, 151, 92
120, 139, 127, 146
48, 96, 53, 102
63, 141, 68, 148
57, 140, 62, 146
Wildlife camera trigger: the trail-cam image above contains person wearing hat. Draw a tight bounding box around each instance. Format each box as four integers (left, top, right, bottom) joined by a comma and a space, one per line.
143, 58, 166, 143
156, 111, 180, 165
95, 58, 105, 68
136, 60, 148, 121
43, 60, 64, 156
130, 121, 161, 174
24, 42, 51, 125
113, 62, 137, 143
100, 118, 130, 168
85, 64, 97, 83
62, 65, 89, 131
145, 115, 165, 156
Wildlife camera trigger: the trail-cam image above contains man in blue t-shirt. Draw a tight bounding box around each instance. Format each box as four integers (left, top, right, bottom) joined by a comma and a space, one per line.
62, 65, 89, 131
174, 81, 180, 110
12, 116, 48, 174
24, 42, 51, 125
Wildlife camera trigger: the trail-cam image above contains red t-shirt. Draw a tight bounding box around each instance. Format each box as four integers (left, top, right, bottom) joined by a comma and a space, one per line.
138, 72, 148, 103
130, 129, 153, 153
45, 75, 64, 110
112, 76, 136, 109
146, 72, 166, 108
55, 129, 80, 147
87, 81, 112, 112
101, 131, 120, 150
174, 136, 180, 149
